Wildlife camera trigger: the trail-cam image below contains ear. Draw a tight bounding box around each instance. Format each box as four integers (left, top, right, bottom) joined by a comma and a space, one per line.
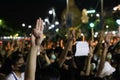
11, 65, 16, 70
11, 65, 14, 69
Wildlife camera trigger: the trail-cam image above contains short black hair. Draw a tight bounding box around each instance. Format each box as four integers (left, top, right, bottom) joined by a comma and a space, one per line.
11, 51, 23, 65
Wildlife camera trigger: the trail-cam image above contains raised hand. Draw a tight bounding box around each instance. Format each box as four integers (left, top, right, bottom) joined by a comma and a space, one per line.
25, 18, 44, 80
31, 18, 44, 46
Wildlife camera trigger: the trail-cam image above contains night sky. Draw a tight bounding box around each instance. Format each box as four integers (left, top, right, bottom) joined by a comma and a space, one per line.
0, 0, 119, 28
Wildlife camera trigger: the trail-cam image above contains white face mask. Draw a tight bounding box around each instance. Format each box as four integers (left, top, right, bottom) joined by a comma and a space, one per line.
107, 53, 112, 60
51, 54, 56, 60
91, 63, 96, 70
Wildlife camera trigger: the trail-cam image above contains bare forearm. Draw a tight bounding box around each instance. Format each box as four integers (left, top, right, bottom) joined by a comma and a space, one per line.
96, 48, 107, 77
44, 54, 51, 65
25, 46, 38, 80
59, 40, 73, 67
85, 58, 92, 76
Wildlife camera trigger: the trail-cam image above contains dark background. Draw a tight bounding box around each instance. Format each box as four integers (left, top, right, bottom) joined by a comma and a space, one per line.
0, 0, 119, 28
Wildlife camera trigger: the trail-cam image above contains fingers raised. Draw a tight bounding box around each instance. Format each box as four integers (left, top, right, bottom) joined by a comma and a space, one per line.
36, 19, 39, 30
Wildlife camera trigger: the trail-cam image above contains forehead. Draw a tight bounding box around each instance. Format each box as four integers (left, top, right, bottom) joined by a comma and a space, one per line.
14, 54, 24, 61
15, 57, 24, 64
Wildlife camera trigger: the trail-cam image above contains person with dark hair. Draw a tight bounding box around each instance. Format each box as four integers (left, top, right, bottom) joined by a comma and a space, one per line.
25, 18, 76, 80
6, 51, 25, 80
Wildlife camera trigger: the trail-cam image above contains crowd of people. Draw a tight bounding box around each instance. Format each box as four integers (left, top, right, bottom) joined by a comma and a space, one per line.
0, 18, 120, 80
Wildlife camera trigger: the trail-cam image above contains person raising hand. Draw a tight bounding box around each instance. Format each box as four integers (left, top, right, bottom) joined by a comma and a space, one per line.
25, 18, 44, 80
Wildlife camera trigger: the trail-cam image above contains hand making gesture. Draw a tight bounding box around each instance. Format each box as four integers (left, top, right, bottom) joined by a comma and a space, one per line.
25, 18, 44, 80
31, 18, 44, 46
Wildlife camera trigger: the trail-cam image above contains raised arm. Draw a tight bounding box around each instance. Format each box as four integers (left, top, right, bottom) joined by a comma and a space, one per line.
58, 30, 75, 67
85, 45, 94, 76
25, 18, 44, 80
96, 43, 108, 77
96, 31, 111, 77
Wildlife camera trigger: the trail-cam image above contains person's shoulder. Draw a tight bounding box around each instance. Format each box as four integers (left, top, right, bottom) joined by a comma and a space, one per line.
6, 73, 15, 80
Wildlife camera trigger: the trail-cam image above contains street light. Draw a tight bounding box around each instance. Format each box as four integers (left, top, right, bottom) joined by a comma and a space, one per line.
106, 25, 109, 32
96, 13, 100, 17
22, 23, 25, 27
28, 25, 32, 28
89, 22, 95, 41
49, 10, 53, 15
0, 19, 3, 25
116, 19, 120, 36
55, 21, 59, 25
90, 23, 95, 27
116, 19, 120, 25
87, 9, 96, 14
44, 18, 50, 25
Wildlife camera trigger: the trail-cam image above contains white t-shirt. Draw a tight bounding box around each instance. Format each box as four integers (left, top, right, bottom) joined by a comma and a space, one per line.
6, 72, 24, 80
99, 61, 116, 78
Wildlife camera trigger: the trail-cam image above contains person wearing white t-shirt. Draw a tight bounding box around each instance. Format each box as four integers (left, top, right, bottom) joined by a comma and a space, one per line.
6, 51, 25, 80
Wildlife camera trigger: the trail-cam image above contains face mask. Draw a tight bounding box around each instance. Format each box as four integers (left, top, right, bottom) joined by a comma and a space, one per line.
107, 53, 112, 60
18, 64, 25, 73
91, 63, 96, 70
51, 54, 56, 60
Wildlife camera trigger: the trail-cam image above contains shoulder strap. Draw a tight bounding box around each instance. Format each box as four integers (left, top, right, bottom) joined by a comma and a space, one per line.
12, 72, 17, 80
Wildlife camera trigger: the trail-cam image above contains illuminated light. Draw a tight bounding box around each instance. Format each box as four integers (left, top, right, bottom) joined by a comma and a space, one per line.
28, 25, 32, 28
89, 23, 94, 28
94, 34, 97, 38
37, 52, 40, 55
44, 18, 50, 24
90, 14, 93, 17
49, 10, 53, 14
106, 25, 109, 28
112, 31, 116, 35
22, 23, 25, 27
7, 37, 10, 39
113, 7, 117, 11
10, 35, 12, 39
0, 20, 2, 23
96, 13, 100, 17
49, 26, 52, 30
44, 18, 49, 22
81, 33, 84, 36
43, 35, 46, 39
3, 36, 7, 39
94, 32, 98, 37
113, 5, 120, 11
43, 22, 46, 25
29, 33, 32, 36
55, 28, 59, 32
102, 40, 105, 43
87, 10, 96, 14
105, 31, 108, 34
65, 34, 68, 37
51, 24, 55, 28
95, 32, 98, 34
116, 19, 120, 25
0, 19, 3, 25
14, 33, 19, 37
55, 21, 59, 25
